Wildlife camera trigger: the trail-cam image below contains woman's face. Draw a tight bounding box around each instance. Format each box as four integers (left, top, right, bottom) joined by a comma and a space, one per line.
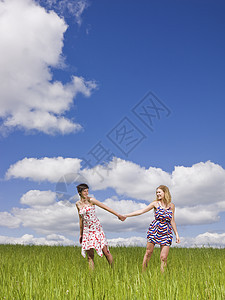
80, 188, 89, 199
156, 188, 165, 200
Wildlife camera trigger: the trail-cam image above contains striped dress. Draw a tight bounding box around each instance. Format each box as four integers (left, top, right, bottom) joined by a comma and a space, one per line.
147, 204, 173, 246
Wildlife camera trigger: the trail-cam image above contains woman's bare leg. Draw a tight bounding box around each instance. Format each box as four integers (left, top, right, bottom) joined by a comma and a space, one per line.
102, 245, 113, 266
87, 248, 94, 270
142, 242, 155, 272
160, 245, 170, 273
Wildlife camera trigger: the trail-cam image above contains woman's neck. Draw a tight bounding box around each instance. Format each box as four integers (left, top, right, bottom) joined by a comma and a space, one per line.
80, 196, 88, 202
159, 200, 167, 208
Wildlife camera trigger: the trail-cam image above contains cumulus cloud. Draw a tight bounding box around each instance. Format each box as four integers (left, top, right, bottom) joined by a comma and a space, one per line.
77, 159, 225, 227
97, 198, 225, 229
0, 0, 96, 135
11, 202, 78, 235
82, 158, 171, 200
180, 232, 225, 248
0, 233, 75, 246
108, 236, 146, 247
175, 205, 221, 225
0, 212, 21, 228
4, 158, 225, 228
20, 190, 57, 207
82, 159, 225, 204
3, 190, 222, 238
1, 192, 224, 236
171, 162, 225, 206
6, 157, 81, 183
109, 232, 225, 248
0, 193, 151, 235
0, 232, 224, 248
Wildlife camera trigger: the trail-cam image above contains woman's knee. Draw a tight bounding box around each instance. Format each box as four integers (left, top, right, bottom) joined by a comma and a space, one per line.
145, 248, 154, 258
160, 254, 167, 262
160, 246, 169, 262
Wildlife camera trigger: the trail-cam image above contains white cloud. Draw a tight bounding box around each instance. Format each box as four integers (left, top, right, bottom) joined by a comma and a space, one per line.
0, 0, 96, 135
0, 194, 151, 235
97, 198, 224, 229
109, 232, 225, 248
11, 202, 78, 235
108, 236, 146, 247
180, 232, 225, 248
0, 212, 21, 228
1, 193, 224, 237
171, 161, 225, 206
175, 205, 221, 225
0, 233, 75, 246
6, 157, 81, 183
81, 158, 171, 200
0, 232, 224, 248
80, 159, 225, 227
4, 158, 225, 227
20, 190, 57, 206
82, 159, 225, 205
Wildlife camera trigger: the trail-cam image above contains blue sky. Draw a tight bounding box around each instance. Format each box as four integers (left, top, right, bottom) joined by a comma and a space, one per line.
0, 0, 225, 247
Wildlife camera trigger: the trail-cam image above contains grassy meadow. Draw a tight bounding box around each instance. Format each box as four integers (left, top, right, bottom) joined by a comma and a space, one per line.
0, 244, 224, 299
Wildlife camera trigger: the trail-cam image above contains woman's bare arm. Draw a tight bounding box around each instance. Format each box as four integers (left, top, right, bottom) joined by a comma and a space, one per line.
89, 198, 125, 220
170, 203, 180, 243
125, 201, 157, 217
76, 203, 83, 243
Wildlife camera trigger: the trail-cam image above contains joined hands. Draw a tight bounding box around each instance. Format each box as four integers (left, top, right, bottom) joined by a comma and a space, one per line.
118, 214, 127, 221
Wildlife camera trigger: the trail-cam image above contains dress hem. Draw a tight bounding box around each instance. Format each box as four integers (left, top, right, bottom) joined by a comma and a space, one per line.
81, 243, 108, 258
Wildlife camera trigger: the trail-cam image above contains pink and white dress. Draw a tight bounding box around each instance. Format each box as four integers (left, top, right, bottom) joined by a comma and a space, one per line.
79, 205, 108, 258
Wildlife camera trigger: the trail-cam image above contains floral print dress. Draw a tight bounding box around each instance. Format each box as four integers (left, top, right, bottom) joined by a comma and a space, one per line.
79, 205, 108, 258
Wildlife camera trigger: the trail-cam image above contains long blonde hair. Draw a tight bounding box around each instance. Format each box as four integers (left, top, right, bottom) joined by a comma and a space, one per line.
156, 185, 171, 206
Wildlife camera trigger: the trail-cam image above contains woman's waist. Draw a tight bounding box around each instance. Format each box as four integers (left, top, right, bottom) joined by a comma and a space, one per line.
152, 220, 172, 228
83, 221, 101, 229
154, 219, 172, 225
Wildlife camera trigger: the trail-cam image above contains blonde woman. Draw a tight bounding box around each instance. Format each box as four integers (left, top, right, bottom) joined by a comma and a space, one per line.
125, 185, 180, 272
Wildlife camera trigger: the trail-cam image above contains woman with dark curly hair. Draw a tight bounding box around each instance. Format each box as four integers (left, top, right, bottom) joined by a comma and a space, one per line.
76, 183, 125, 270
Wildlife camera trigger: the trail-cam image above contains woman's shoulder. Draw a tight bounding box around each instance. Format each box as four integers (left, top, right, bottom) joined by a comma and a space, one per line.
88, 197, 98, 204
151, 200, 159, 208
76, 200, 81, 208
170, 202, 175, 209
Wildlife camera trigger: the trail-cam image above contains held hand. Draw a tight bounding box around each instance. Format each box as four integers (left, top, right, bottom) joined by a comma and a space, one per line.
118, 214, 127, 221
176, 235, 180, 244
121, 215, 127, 221
79, 235, 83, 244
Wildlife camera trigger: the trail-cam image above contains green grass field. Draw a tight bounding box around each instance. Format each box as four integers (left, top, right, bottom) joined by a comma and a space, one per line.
0, 244, 224, 299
